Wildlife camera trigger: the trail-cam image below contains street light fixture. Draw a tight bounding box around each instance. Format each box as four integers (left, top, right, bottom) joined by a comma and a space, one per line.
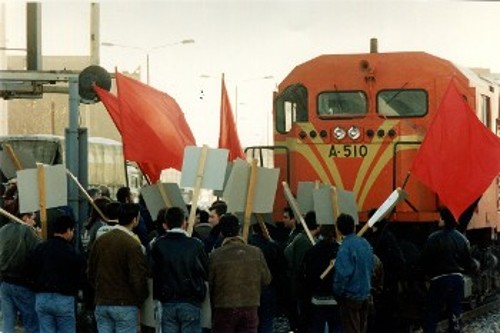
101, 39, 195, 84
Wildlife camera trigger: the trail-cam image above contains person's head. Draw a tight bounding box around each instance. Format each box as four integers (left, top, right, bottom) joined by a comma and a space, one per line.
118, 203, 140, 228
155, 207, 168, 235
304, 211, 319, 229
319, 224, 336, 241
283, 207, 296, 229
219, 213, 240, 238
19, 211, 37, 228
165, 207, 186, 230
52, 215, 75, 241
105, 201, 121, 223
198, 209, 209, 224
116, 186, 133, 203
89, 197, 112, 225
209, 202, 227, 227
87, 187, 101, 200
439, 207, 457, 229
337, 213, 355, 236
99, 185, 111, 198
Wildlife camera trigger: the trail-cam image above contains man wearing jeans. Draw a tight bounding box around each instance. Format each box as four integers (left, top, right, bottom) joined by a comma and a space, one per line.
333, 214, 374, 333
88, 203, 149, 333
29, 215, 85, 332
0, 212, 41, 333
150, 207, 209, 333
421, 208, 473, 333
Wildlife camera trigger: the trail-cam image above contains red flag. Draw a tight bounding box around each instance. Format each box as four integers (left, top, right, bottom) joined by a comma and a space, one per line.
94, 85, 168, 182
410, 81, 500, 221
115, 73, 196, 173
218, 75, 245, 160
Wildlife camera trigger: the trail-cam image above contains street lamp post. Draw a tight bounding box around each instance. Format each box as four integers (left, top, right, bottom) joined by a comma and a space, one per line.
101, 39, 195, 84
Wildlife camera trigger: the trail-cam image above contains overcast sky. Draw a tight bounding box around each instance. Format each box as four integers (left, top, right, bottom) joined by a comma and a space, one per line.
3, 0, 500, 147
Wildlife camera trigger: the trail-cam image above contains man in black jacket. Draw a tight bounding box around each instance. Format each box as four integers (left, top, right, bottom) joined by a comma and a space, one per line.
420, 207, 473, 333
150, 206, 209, 333
29, 215, 85, 333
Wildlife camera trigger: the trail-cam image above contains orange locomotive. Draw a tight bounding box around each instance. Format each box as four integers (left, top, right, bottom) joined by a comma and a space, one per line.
271, 47, 499, 233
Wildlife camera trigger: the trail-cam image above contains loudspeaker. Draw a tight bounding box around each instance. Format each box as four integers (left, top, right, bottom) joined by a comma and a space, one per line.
78, 65, 112, 104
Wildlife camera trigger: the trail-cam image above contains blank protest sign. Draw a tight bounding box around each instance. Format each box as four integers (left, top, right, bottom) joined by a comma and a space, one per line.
141, 183, 187, 219
17, 164, 67, 214
180, 146, 228, 190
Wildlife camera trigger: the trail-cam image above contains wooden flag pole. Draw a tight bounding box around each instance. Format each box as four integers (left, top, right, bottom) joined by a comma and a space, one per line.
187, 145, 209, 236
0, 207, 25, 224
37, 164, 48, 240
256, 213, 271, 241
65, 168, 113, 223
242, 159, 258, 241
3, 144, 23, 171
282, 181, 315, 245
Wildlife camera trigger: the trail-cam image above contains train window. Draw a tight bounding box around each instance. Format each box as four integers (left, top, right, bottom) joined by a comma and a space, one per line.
317, 91, 367, 117
377, 89, 428, 117
276, 84, 308, 133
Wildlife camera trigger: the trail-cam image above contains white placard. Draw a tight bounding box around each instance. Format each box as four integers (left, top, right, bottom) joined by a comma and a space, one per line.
313, 187, 359, 225
313, 187, 335, 225
141, 182, 187, 219
17, 164, 68, 213
223, 160, 279, 214
367, 188, 407, 227
180, 146, 228, 190
213, 162, 233, 197
297, 182, 314, 214
336, 189, 359, 225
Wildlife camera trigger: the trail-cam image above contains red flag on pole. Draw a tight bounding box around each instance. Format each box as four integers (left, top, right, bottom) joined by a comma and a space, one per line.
115, 72, 196, 172
410, 81, 500, 221
93, 85, 162, 182
218, 74, 245, 160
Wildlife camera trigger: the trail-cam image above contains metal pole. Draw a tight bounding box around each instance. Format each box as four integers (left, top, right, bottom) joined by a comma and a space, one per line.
66, 78, 80, 247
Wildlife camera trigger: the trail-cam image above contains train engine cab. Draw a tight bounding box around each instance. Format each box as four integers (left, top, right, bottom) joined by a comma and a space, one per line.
273, 51, 499, 233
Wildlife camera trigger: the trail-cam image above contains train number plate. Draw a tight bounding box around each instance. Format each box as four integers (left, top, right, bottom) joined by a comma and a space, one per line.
329, 144, 369, 158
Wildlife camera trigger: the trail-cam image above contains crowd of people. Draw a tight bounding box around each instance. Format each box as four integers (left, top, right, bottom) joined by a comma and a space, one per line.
0, 180, 474, 333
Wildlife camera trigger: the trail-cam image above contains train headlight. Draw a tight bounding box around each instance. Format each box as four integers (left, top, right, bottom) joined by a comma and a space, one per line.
333, 126, 346, 140
348, 126, 361, 140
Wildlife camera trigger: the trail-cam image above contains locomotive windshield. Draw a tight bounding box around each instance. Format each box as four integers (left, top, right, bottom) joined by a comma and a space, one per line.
317, 91, 367, 117
276, 84, 308, 133
377, 89, 428, 117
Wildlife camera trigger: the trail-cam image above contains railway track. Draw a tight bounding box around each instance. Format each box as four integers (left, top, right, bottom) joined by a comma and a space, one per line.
436, 295, 500, 332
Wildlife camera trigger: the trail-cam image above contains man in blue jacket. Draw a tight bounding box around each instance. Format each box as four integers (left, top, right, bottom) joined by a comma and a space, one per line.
333, 214, 374, 333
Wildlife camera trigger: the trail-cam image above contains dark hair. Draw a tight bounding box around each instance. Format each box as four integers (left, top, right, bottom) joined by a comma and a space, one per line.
155, 207, 168, 236
284, 207, 294, 219
106, 201, 121, 221
439, 207, 457, 228
304, 211, 318, 230
209, 202, 227, 217
319, 225, 336, 240
337, 213, 355, 236
53, 215, 75, 234
116, 186, 131, 203
165, 207, 185, 229
118, 203, 140, 226
198, 210, 209, 224
219, 213, 240, 237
